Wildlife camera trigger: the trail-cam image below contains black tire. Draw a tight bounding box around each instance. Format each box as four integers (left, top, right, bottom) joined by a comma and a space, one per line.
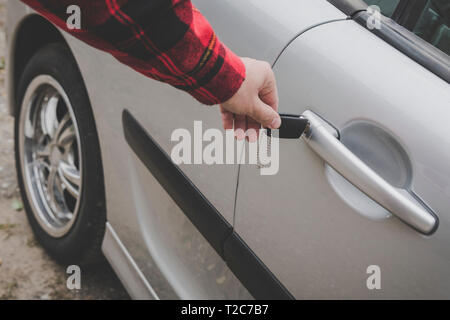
15, 43, 106, 266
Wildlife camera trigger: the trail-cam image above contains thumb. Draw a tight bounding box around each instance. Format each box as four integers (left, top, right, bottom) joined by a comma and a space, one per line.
250, 98, 281, 129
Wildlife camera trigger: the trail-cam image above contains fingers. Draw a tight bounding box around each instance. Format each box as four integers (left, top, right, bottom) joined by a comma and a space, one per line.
234, 114, 246, 140
250, 98, 281, 129
220, 106, 258, 142
249, 62, 280, 129
219, 58, 281, 137
220, 105, 234, 130
246, 118, 260, 142
259, 65, 279, 113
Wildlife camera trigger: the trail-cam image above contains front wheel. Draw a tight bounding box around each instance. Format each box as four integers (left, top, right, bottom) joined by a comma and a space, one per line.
15, 43, 106, 265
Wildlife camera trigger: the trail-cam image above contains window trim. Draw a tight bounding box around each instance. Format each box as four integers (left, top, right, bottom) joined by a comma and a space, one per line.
328, 0, 450, 83
354, 11, 450, 83
327, 0, 368, 16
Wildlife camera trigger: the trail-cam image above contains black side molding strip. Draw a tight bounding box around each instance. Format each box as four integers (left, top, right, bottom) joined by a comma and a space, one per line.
122, 110, 294, 300
122, 110, 231, 256
224, 232, 294, 300
354, 11, 450, 84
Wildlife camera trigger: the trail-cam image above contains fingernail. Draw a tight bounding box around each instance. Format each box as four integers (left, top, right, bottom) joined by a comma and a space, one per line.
235, 129, 245, 141
248, 132, 257, 143
270, 117, 281, 129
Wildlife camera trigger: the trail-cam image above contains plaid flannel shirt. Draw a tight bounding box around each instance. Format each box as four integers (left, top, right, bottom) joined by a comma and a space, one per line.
20, 0, 246, 105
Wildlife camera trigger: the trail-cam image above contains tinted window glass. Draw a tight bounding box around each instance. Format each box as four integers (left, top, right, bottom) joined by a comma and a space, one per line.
363, 0, 400, 17
412, 0, 450, 55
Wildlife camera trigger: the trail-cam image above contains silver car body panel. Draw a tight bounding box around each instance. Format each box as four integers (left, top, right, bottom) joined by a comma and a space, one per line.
6, 0, 347, 299
102, 222, 158, 300
235, 19, 450, 299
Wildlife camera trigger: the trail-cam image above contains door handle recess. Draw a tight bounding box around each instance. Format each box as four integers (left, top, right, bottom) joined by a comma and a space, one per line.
294, 110, 437, 235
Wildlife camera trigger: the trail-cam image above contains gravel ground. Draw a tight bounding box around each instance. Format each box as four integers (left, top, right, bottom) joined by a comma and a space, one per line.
0, 1, 129, 300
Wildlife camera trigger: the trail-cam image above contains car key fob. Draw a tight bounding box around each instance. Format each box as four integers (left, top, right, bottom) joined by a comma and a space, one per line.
272, 114, 310, 139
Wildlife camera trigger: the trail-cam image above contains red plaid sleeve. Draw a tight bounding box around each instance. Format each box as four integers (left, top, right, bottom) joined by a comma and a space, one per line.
19, 0, 246, 105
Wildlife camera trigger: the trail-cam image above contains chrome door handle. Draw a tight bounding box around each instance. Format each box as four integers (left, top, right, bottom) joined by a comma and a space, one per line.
300, 110, 438, 235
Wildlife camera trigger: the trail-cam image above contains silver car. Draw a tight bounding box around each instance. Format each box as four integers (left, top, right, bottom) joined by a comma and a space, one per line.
6, 0, 450, 299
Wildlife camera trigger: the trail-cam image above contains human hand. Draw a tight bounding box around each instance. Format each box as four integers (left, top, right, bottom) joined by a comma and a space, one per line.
220, 57, 281, 142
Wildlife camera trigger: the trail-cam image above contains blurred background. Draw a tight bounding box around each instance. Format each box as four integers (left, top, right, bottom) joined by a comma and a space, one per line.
0, 0, 129, 300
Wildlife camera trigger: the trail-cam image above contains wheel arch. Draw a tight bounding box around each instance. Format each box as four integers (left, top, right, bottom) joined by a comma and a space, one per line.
9, 14, 108, 226
7, 14, 97, 117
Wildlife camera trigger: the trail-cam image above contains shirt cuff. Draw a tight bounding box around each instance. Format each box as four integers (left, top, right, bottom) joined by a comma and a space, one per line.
189, 44, 246, 105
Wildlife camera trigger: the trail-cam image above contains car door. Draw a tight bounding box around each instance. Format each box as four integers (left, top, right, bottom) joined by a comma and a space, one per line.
65, 0, 344, 299
234, 0, 450, 299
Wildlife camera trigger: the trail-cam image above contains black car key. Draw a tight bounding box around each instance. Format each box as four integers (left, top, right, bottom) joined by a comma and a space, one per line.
258, 114, 310, 168
266, 114, 310, 139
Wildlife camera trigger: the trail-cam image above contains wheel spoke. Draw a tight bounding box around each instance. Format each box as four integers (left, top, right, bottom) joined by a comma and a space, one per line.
37, 158, 50, 169
58, 162, 80, 199
36, 145, 51, 160
40, 93, 60, 138
29, 158, 50, 173
47, 168, 70, 220
57, 122, 76, 148
52, 114, 72, 145
58, 161, 81, 188
47, 167, 61, 211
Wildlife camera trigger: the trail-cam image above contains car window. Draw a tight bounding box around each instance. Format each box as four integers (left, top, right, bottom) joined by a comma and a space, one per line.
412, 0, 450, 55
363, 0, 400, 17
